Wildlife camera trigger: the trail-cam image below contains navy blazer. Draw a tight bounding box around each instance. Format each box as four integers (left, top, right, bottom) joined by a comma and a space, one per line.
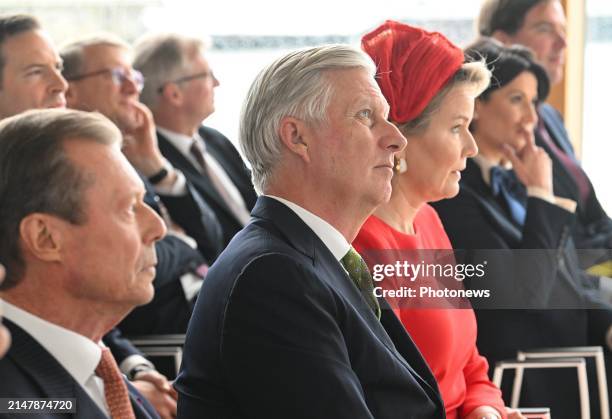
0, 320, 159, 419
432, 159, 612, 418
175, 197, 445, 419
538, 104, 612, 256
157, 126, 258, 249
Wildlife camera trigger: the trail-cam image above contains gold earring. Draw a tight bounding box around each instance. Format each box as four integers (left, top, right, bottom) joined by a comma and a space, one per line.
394, 157, 407, 174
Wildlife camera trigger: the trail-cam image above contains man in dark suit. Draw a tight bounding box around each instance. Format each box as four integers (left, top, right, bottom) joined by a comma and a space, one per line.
0, 16, 177, 418
61, 35, 221, 338
174, 44, 445, 419
477, 0, 612, 269
133, 34, 257, 249
0, 109, 166, 418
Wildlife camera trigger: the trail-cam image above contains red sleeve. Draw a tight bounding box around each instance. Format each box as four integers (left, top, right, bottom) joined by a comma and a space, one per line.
459, 346, 506, 419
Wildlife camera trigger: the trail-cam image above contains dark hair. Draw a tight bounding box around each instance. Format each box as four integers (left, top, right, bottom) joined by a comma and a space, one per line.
477, 0, 552, 36
464, 37, 549, 103
0, 109, 120, 290
0, 14, 40, 85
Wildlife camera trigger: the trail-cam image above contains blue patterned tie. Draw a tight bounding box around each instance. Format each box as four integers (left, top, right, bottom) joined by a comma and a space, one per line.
341, 247, 381, 320
490, 166, 527, 226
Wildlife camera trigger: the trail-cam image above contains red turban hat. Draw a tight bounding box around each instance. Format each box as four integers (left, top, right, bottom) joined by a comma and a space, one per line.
361, 20, 464, 124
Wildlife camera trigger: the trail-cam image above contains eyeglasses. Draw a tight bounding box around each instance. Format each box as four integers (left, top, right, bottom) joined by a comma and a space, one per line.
157, 70, 216, 93
66, 67, 145, 91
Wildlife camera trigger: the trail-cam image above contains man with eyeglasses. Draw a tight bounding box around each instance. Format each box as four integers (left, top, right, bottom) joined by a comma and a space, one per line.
61, 35, 223, 259
0, 14, 180, 419
134, 34, 257, 249
478, 0, 612, 273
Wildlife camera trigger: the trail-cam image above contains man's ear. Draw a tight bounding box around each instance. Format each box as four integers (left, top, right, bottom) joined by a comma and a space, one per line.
65, 84, 78, 108
19, 214, 65, 263
492, 30, 512, 45
160, 83, 183, 107
278, 116, 310, 163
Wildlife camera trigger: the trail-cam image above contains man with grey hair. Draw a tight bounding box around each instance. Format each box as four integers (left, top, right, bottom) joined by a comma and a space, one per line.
175, 45, 444, 419
61, 35, 225, 343
0, 16, 178, 419
0, 108, 165, 418
477, 0, 612, 269
133, 33, 257, 249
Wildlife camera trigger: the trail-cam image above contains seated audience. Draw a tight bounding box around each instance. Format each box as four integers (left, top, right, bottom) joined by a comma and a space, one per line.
61, 34, 219, 335
0, 15, 177, 418
432, 37, 612, 419
175, 44, 446, 418
478, 0, 612, 272
354, 20, 522, 419
0, 108, 165, 418
133, 33, 257, 248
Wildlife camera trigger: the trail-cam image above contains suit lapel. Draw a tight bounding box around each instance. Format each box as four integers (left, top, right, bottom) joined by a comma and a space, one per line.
198, 126, 258, 209
4, 320, 108, 419
461, 160, 523, 244
540, 104, 575, 157
251, 197, 441, 400
535, 129, 580, 203
157, 131, 235, 218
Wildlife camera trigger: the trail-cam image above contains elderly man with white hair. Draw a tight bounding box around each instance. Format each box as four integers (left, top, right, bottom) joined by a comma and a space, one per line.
175, 45, 445, 419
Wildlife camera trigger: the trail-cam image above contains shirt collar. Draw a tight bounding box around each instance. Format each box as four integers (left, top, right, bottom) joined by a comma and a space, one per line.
266, 195, 350, 261
472, 154, 512, 186
157, 126, 207, 155
1, 300, 102, 387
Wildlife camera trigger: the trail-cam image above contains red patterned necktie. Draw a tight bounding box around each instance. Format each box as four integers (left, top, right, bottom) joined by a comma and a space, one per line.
536, 118, 591, 205
95, 347, 136, 419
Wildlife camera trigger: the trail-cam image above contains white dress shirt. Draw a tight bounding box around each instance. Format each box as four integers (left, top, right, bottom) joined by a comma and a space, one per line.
266, 195, 350, 262
1, 301, 110, 417
157, 126, 250, 225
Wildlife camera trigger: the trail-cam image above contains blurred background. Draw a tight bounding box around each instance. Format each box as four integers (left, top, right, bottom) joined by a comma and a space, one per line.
2, 0, 610, 212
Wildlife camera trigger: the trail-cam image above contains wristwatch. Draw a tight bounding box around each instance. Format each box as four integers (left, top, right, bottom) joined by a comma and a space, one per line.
128, 363, 155, 380
148, 166, 169, 185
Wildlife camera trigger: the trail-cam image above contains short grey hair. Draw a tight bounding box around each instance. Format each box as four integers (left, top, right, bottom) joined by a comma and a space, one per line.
398, 61, 491, 136
0, 108, 121, 290
60, 33, 131, 80
239, 44, 376, 194
133, 33, 208, 109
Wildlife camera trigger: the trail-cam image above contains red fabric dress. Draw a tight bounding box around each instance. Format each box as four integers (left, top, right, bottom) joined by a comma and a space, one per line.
354, 204, 506, 419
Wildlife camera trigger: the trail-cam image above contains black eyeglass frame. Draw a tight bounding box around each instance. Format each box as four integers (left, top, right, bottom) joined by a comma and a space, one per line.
157, 71, 215, 94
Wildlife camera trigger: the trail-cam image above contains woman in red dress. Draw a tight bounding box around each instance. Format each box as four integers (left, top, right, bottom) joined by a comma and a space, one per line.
354, 20, 521, 419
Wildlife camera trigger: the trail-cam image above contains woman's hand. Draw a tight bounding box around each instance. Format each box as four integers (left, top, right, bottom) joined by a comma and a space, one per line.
502, 142, 553, 194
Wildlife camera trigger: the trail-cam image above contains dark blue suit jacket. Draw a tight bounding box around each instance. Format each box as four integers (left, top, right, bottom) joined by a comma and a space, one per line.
0, 320, 159, 419
157, 126, 258, 249
538, 104, 612, 256
175, 197, 444, 419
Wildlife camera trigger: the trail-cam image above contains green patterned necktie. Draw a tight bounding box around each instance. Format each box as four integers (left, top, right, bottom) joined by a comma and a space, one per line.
341, 247, 381, 320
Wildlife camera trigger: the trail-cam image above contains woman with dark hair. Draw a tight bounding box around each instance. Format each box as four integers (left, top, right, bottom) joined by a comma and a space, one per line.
432, 37, 612, 418
354, 21, 523, 419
